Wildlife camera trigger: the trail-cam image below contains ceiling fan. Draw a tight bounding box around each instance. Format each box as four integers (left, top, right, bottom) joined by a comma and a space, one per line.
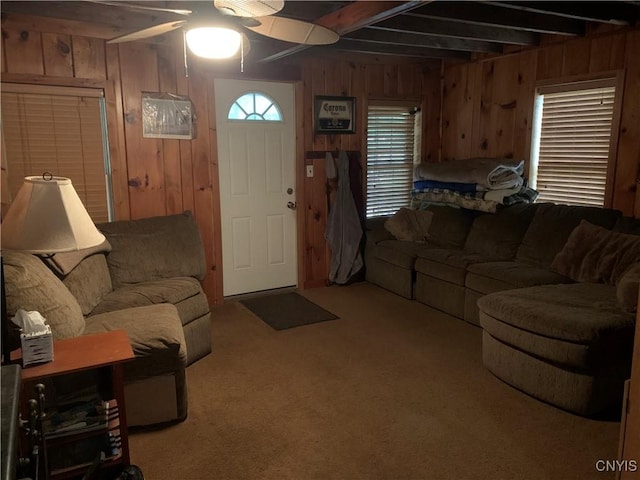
102, 0, 340, 60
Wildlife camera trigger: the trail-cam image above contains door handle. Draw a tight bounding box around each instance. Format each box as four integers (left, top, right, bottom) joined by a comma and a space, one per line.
287, 201, 297, 210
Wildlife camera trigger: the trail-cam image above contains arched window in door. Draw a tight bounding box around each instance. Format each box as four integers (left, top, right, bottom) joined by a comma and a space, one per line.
227, 92, 282, 121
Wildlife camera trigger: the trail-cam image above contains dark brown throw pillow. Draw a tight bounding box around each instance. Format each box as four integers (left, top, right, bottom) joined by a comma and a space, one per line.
552, 220, 640, 285
384, 208, 434, 243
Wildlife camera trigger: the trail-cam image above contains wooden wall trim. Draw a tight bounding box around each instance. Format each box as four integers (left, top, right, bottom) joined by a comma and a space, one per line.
295, 81, 306, 291
104, 45, 130, 221
0, 72, 105, 88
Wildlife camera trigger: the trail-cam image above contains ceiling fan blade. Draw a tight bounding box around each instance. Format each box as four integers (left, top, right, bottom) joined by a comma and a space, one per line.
214, 0, 284, 18
107, 21, 187, 44
86, 0, 192, 16
246, 16, 339, 45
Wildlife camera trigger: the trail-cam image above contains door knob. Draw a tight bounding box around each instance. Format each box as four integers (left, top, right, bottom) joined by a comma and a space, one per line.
287, 201, 297, 210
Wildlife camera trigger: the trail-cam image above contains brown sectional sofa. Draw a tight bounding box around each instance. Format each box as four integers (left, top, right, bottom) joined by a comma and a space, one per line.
4, 212, 211, 426
365, 203, 640, 416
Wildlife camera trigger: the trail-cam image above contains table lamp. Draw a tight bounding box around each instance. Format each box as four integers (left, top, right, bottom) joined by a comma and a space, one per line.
1, 174, 106, 363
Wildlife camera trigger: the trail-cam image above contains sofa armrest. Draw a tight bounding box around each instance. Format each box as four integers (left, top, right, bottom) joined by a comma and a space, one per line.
97, 211, 207, 288
365, 216, 394, 244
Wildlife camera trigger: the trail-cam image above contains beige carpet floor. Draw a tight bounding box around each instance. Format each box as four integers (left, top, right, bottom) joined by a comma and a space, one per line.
129, 282, 620, 480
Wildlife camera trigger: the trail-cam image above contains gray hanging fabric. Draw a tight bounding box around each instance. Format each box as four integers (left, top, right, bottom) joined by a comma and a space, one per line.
325, 150, 363, 284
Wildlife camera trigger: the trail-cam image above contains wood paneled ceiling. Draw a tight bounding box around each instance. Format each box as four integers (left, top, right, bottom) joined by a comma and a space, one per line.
2, 1, 640, 64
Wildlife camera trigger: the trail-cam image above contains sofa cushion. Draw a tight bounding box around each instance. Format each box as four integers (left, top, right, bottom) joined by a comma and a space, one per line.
424, 205, 476, 249
552, 221, 640, 285
466, 261, 573, 294
617, 263, 640, 313
384, 208, 433, 242
3, 251, 85, 344
98, 212, 207, 288
464, 204, 538, 260
372, 240, 434, 270
415, 249, 494, 286
481, 309, 631, 371
90, 277, 203, 317
42, 240, 112, 276
62, 254, 113, 316
516, 203, 621, 268
83, 304, 187, 381
478, 283, 634, 343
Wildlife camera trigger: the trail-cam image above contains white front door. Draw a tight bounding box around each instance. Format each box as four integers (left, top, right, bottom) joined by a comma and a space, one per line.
214, 79, 297, 296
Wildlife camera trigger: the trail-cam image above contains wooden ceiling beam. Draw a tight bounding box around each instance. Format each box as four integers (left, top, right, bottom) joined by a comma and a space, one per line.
410, 2, 585, 35
376, 14, 540, 45
335, 38, 471, 60
256, 0, 428, 63
488, 1, 639, 25
346, 26, 503, 53
314, 0, 428, 35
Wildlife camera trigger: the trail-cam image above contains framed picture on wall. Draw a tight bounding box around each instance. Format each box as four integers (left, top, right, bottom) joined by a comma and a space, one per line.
142, 93, 195, 139
314, 96, 356, 134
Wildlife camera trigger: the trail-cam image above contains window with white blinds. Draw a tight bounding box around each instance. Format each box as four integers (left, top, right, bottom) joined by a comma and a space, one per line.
366, 104, 417, 218
530, 79, 618, 207
1, 85, 112, 223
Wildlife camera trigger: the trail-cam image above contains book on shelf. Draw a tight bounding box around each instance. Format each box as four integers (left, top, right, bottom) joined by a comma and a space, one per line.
43, 397, 110, 439
48, 432, 122, 474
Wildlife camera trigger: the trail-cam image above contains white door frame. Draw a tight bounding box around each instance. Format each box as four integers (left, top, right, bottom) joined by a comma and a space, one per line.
213, 77, 305, 297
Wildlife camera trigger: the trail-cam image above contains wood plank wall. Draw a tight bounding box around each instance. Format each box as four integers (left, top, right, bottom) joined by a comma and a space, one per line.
441, 26, 640, 217
0, 15, 441, 299
4, 14, 637, 302
300, 57, 442, 286
1, 21, 224, 304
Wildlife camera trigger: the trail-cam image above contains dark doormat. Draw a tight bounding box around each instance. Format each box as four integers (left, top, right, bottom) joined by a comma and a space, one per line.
240, 292, 339, 330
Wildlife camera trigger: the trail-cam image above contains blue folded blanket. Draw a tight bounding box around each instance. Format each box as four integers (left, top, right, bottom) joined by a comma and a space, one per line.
413, 179, 478, 193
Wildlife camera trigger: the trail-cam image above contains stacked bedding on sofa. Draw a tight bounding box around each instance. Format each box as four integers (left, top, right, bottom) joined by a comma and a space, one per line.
411, 158, 538, 213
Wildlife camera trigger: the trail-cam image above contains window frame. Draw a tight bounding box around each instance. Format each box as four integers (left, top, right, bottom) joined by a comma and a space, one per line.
226, 91, 283, 122
364, 98, 422, 219
1, 82, 114, 222
529, 70, 624, 208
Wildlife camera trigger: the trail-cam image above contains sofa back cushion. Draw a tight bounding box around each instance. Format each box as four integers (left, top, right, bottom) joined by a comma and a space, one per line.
551, 220, 640, 285
613, 216, 640, 235
3, 251, 85, 346
98, 211, 207, 288
516, 203, 621, 268
425, 205, 476, 249
62, 254, 113, 315
464, 203, 539, 260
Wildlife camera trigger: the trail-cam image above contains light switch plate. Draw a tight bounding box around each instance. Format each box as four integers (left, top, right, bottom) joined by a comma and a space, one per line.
306, 165, 314, 177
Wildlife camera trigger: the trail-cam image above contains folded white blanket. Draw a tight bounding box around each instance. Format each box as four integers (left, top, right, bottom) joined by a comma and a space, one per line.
414, 158, 525, 190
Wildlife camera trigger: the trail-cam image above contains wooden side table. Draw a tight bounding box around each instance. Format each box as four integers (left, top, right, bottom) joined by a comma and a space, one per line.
12, 330, 134, 479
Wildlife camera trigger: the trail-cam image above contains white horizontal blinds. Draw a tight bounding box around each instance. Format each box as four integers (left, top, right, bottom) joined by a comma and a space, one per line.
2, 91, 109, 222
536, 84, 616, 207
366, 104, 415, 218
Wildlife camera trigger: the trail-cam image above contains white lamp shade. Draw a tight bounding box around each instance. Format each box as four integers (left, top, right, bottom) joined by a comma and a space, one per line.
1, 176, 106, 254
185, 27, 242, 59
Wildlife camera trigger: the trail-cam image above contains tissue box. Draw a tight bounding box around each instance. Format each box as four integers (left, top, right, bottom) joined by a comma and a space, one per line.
21, 325, 54, 367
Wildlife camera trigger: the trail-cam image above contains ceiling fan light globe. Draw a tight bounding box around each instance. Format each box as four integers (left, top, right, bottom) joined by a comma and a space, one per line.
185, 27, 242, 59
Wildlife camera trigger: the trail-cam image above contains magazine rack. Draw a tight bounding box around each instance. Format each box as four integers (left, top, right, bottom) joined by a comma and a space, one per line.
12, 330, 134, 479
